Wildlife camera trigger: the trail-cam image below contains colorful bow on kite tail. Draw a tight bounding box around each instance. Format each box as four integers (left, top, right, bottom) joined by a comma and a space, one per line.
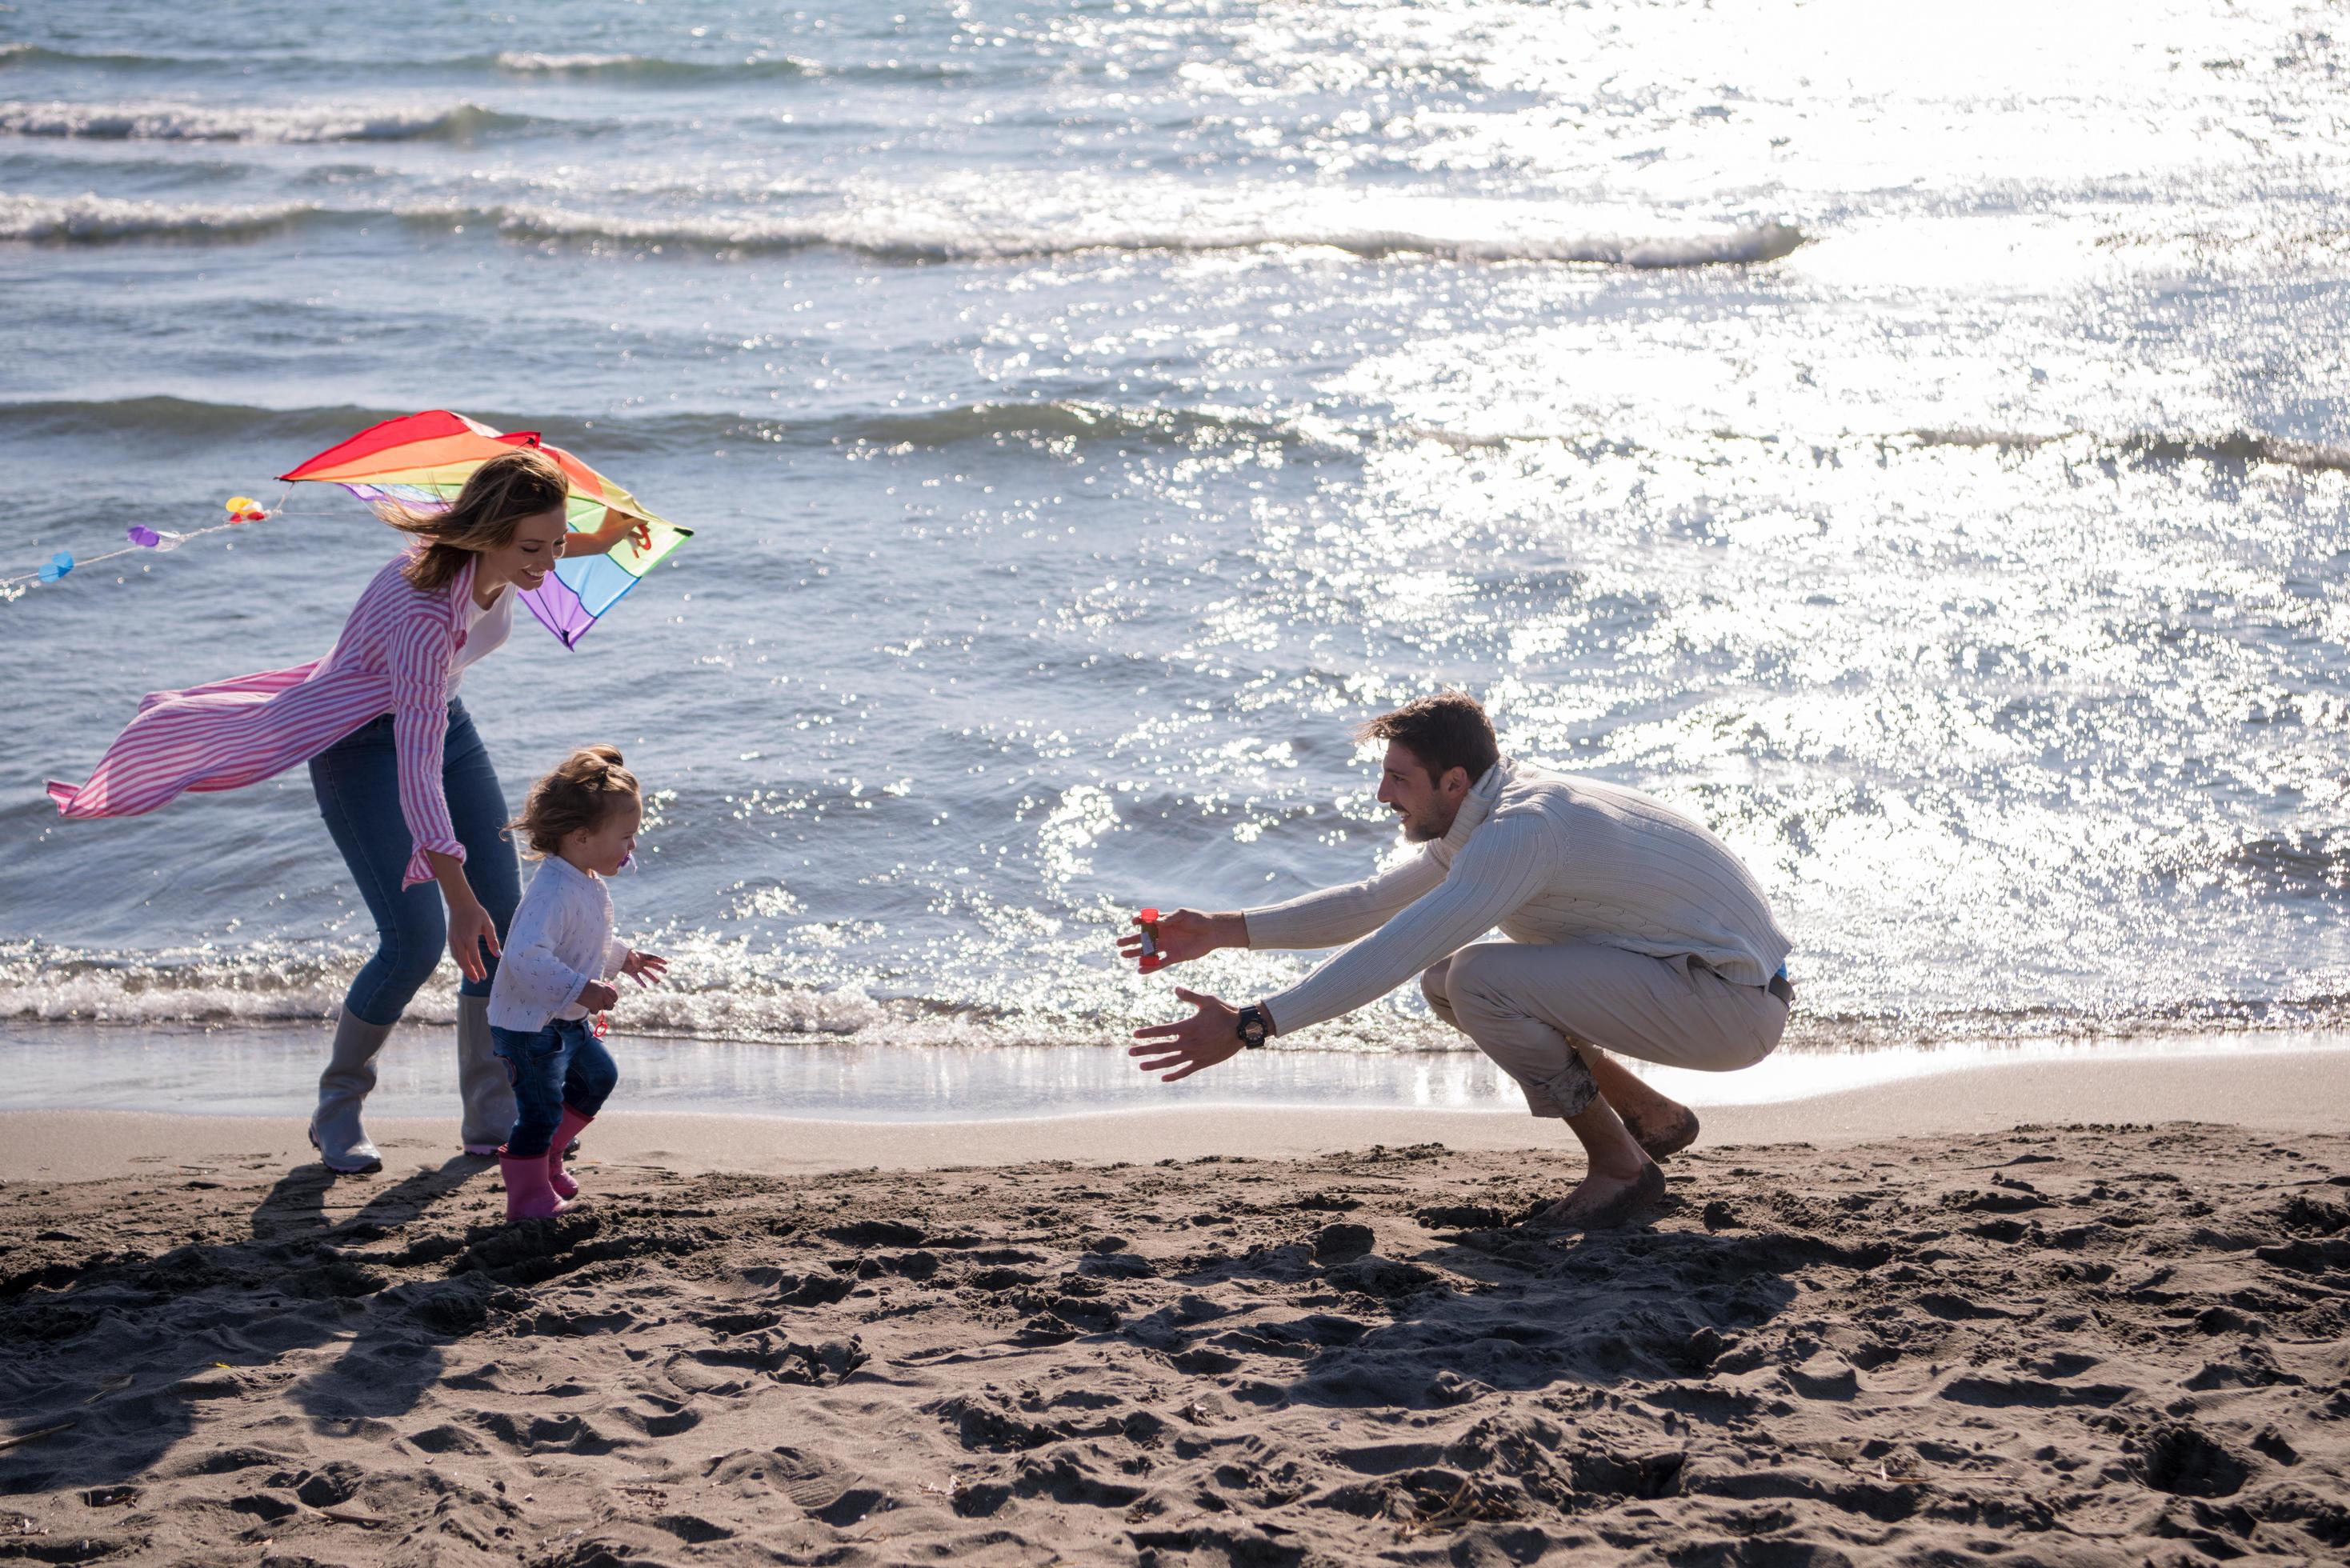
279, 409, 692, 649
0, 497, 270, 601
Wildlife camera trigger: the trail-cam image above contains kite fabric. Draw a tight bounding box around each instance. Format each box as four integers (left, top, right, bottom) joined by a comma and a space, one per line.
280, 409, 692, 649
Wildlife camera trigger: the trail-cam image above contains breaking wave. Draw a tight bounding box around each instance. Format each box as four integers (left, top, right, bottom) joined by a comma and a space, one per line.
0, 191, 319, 243
5, 938, 2348, 1055
0, 98, 538, 142
0, 192, 1804, 272
479, 207, 1808, 266
0, 942, 1026, 1046
0, 182, 1804, 268
482, 50, 812, 78
0, 44, 935, 82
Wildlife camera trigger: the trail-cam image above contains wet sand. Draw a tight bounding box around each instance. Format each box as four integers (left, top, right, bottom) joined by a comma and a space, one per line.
4, 1042, 2347, 1181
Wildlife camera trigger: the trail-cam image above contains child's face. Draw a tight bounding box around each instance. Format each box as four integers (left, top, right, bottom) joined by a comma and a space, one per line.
566, 794, 642, 877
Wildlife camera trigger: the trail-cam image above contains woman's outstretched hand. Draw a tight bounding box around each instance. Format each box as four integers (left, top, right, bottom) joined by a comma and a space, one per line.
622, 949, 668, 986
563, 508, 654, 558
1128, 986, 1243, 1082
1116, 908, 1244, 968
446, 896, 502, 985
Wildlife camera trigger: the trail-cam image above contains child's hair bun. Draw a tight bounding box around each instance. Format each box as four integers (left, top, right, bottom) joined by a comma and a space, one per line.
508, 743, 641, 857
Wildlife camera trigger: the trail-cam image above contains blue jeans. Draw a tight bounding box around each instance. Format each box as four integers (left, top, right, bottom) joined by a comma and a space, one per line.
492, 1019, 619, 1158
309, 698, 520, 1026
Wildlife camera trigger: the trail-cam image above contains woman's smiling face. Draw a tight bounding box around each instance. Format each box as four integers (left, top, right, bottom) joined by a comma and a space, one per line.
474, 505, 570, 597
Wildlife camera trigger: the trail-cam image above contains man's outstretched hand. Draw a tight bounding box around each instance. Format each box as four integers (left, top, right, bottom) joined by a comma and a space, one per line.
1118, 908, 1245, 968
1129, 986, 1243, 1082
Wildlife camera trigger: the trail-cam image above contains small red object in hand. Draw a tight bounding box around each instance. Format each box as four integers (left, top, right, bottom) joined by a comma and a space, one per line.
1136, 908, 1166, 973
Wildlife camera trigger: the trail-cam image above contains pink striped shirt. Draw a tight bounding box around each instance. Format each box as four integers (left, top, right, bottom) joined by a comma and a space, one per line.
48, 553, 498, 890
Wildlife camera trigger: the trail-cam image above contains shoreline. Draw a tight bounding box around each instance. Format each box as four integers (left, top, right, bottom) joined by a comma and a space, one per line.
0, 1018, 2342, 1126
5, 1043, 2344, 1181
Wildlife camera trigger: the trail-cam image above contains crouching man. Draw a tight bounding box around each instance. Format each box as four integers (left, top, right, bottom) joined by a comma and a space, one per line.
1124, 690, 1793, 1228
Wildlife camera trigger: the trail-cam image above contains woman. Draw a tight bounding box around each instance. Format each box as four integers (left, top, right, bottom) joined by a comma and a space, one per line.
48, 448, 649, 1173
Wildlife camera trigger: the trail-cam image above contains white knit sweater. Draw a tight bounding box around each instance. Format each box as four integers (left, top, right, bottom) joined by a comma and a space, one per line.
1247, 758, 1792, 1036
488, 855, 632, 1034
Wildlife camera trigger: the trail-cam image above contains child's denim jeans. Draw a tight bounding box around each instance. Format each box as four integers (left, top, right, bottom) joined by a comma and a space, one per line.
490, 1018, 618, 1157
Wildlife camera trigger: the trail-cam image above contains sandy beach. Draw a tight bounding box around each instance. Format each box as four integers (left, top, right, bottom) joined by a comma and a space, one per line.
10, 1, 2350, 1563
4, 1054, 2346, 1566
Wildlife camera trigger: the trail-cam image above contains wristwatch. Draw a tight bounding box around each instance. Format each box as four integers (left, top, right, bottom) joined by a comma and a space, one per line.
1235, 1004, 1273, 1050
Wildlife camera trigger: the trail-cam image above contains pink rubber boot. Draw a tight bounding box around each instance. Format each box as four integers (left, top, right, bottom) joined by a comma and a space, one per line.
498, 1150, 572, 1222
547, 1107, 595, 1202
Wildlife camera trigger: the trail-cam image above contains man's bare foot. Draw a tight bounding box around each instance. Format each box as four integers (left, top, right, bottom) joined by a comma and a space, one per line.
1585, 1051, 1700, 1162
1621, 1103, 1700, 1162
1529, 1162, 1667, 1230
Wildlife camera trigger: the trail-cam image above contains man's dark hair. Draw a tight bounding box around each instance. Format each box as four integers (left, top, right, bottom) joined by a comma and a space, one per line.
1355, 691, 1499, 786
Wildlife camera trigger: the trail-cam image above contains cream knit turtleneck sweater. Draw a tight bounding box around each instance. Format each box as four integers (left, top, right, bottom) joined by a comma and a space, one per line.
1247, 758, 1792, 1037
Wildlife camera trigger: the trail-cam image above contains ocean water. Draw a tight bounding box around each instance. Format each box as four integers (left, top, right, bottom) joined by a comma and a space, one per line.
2, 1, 2347, 1079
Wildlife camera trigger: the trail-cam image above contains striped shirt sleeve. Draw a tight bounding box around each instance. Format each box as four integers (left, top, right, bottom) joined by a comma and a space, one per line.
387, 606, 462, 889
1263, 814, 1554, 1036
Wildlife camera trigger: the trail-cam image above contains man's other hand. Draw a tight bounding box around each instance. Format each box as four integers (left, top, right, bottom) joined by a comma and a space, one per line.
1117, 908, 1243, 968
1129, 987, 1243, 1082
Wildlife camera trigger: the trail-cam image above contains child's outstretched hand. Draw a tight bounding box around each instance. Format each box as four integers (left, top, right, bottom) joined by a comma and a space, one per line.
578, 979, 622, 1012
623, 950, 668, 987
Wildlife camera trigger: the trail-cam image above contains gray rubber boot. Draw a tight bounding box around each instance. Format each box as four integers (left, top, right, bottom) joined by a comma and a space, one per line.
310, 1010, 393, 1174
456, 993, 516, 1154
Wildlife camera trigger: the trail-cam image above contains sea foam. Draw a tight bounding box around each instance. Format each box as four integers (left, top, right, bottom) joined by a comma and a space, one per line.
485, 205, 1808, 267
0, 98, 530, 142
0, 191, 316, 242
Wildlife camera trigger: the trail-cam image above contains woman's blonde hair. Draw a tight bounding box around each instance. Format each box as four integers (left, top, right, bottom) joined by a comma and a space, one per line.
382, 446, 571, 594
509, 744, 640, 858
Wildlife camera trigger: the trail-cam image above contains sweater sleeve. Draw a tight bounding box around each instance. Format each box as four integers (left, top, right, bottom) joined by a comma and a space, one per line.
1261, 815, 1553, 1036
603, 936, 631, 979
1240, 848, 1447, 950
387, 610, 463, 890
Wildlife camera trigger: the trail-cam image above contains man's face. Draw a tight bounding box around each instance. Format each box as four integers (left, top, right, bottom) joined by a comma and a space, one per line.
1375, 741, 1463, 843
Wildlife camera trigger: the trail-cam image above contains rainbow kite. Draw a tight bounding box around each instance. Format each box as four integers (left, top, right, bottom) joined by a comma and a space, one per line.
281, 410, 690, 649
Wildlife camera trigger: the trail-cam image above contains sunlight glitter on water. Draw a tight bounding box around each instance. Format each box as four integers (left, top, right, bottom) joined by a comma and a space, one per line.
1, 1, 2344, 1074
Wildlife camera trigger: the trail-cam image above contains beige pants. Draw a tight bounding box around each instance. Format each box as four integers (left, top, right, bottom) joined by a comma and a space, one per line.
1422, 942, 1788, 1118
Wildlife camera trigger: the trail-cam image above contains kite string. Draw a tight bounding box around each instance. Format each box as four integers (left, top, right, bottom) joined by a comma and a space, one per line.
0, 483, 301, 594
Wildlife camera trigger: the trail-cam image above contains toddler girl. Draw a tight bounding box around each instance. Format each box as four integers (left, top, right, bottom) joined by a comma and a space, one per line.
489, 744, 667, 1219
